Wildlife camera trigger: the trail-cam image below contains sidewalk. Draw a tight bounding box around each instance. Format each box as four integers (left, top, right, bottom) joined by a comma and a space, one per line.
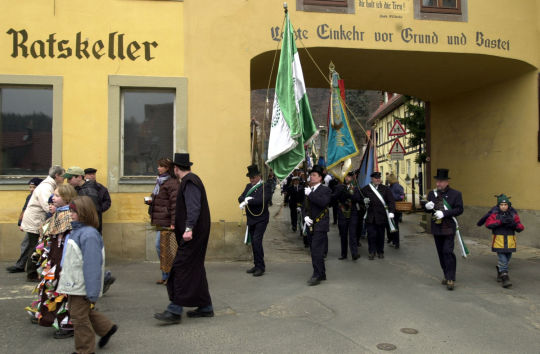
1, 211, 540, 353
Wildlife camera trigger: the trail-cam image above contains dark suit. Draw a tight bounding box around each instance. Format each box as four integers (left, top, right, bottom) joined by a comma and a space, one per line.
426, 186, 463, 281
284, 183, 305, 232
239, 181, 272, 272
361, 183, 395, 255
304, 184, 332, 279
332, 183, 362, 258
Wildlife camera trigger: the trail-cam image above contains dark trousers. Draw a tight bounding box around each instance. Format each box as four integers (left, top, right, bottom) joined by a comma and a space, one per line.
13, 233, 30, 269
289, 204, 298, 230
69, 295, 114, 354
338, 217, 358, 258
249, 222, 267, 271
433, 234, 457, 281
386, 212, 402, 246
308, 230, 327, 279
25, 232, 40, 279
332, 205, 338, 224
366, 223, 386, 255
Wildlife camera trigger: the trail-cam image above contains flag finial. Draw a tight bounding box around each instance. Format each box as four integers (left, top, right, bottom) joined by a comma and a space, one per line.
283, 2, 288, 13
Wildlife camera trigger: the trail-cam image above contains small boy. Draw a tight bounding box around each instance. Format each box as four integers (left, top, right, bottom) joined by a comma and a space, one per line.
484, 194, 524, 288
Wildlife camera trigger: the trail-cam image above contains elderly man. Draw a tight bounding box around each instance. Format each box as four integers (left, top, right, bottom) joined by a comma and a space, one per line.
20, 166, 65, 281
154, 153, 213, 323
304, 165, 332, 286
425, 168, 463, 290
84, 168, 112, 215
239, 164, 272, 277
361, 171, 396, 260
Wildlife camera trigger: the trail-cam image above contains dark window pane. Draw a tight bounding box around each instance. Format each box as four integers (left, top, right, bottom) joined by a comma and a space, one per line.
422, 0, 437, 6
442, 0, 457, 8
122, 89, 174, 176
0, 87, 52, 175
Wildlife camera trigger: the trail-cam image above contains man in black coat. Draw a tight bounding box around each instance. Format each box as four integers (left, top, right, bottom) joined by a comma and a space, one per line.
284, 176, 305, 232
304, 165, 332, 286
425, 168, 463, 290
154, 153, 213, 323
361, 171, 396, 260
239, 164, 273, 277
333, 172, 363, 260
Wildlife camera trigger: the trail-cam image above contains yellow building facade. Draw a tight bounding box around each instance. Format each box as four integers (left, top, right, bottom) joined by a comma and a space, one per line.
1, 0, 539, 260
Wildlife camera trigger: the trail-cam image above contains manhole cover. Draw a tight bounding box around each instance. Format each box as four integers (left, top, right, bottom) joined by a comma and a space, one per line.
376, 343, 397, 351
400, 328, 419, 334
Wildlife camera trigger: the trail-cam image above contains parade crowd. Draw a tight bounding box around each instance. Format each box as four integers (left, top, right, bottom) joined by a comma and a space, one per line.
7, 155, 525, 353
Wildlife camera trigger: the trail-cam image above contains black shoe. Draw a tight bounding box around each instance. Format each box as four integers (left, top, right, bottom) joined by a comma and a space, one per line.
186, 308, 215, 318
338, 256, 347, 260
253, 269, 265, 277
319, 274, 327, 281
98, 324, 118, 348
446, 280, 455, 290
154, 311, 181, 324
377, 253, 384, 259
352, 254, 360, 261
368, 254, 375, 260
394, 244, 400, 249
6, 266, 25, 273
103, 276, 116, 294
54, 328, 74, 339
246, 267, 257, 274
307, 277, 320, 286
501, 273, 512, 288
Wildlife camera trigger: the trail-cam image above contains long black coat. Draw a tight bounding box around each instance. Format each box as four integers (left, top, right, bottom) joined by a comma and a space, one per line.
304, 185, 332, 232
167, 172, 212, 307
360, 183, 395, 225
426, 186, 463, 236
238, 181, 272, 226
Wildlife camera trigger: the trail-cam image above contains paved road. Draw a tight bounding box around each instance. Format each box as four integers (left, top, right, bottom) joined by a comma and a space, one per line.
1, 210, 540, 353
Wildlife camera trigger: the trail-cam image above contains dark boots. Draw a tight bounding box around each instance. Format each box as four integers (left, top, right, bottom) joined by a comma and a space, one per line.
501, 272, 512, 288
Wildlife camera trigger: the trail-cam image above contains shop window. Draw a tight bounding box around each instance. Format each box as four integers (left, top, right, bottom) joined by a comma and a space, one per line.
297, 0, 354, 14
122, 89, 174, 176
421, 0, 461, 14
108, 75, 187, 193
0, 75, 62, 189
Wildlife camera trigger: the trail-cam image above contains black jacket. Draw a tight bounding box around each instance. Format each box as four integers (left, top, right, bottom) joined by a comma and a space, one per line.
332, 183, 363, 219
284, 183, 305, 208
361, 183, 395, 225
239, 181, 272, 226
304, 184, 332, 232
426, 186, 463, 235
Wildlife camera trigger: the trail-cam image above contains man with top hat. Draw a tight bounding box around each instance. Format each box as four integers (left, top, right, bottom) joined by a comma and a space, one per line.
154, 153, 214, 323
361, 171, 396, 260
238, 164, 272, 277
332, 171, 363, 261
304, 165, 332, 286
425, 168, 463, 290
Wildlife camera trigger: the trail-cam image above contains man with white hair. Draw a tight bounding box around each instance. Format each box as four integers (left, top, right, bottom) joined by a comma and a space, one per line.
20, 165, 65, 281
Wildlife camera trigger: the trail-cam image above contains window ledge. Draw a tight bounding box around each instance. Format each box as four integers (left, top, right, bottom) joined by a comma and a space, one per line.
119, 177, 155, 185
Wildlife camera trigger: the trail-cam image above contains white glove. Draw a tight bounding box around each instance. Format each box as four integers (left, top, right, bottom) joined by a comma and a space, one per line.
304, 216, 313, 226
425, 201, 435, 210
244, 196, 253, 203
296, 207, 302, 213
239, 201, 247, 209
388, 213, 394, 219
434, 210, 444, 219
304, 187, 312, 196
363, 197, 370, 204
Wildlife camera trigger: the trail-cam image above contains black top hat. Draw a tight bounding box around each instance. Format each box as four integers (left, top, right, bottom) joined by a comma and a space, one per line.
246, 164, 261, 177
433, 168, 451, 180
370, 171, 382, 178
84, 168, 97, 175
173, 153, 193, 167
309, 165, 324, 177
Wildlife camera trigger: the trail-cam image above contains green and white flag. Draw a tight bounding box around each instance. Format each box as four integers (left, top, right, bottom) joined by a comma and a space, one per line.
266, 12, 317, 181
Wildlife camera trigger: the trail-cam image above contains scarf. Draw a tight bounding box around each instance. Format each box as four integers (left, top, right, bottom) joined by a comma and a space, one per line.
153, 173, 170, 196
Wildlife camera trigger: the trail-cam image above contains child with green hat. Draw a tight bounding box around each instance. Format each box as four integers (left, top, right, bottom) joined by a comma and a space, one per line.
484, 194, 524, 288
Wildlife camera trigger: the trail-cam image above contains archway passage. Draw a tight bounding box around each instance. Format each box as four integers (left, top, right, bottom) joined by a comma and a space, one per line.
251, 47, 535, 101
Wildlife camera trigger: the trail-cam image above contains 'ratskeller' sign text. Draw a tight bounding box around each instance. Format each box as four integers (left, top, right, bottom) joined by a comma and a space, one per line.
6, 29, 158, 61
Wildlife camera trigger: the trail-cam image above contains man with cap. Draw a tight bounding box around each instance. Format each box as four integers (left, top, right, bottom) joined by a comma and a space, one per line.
239, 164, 273, 277
84, 168, 112, 216
304, 165, 332, 286
332, 172, 363, 261
425, 168, 463, 290
6, 178, 43, 273
65, 167, 102, 230
20, 166, 65, 281
155, 153, 213, 323
361, 171, 396, 260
